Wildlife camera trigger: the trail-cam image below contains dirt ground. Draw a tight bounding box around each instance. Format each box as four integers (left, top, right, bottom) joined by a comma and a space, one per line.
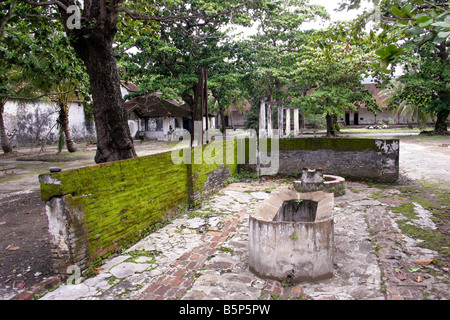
0, 133, 448, 300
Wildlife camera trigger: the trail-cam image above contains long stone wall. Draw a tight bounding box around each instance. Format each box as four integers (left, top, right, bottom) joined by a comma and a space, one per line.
239, 138, 399, 183
39, 142, 237, 277
276, 138, 399, 183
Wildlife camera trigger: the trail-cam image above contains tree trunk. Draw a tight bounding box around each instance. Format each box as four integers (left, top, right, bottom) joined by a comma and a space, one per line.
219, 107, 227, 138
302, 109, 306, 130
71, 35, 136, 163
58, 102, 77, 153
274, 79, 283, 138
434, 108, 449, 134
433, 43, 449, 134
326, 113, 336, 137
230, 110, 235, 130
60, 5, 137, 163
0, 102, 13, 154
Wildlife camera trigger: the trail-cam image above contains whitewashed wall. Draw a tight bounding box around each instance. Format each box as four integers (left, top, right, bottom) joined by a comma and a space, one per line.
3, 101, 96, 147
2, 85, 140, 147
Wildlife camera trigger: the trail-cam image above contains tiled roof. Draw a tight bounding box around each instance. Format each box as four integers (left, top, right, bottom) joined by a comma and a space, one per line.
124, 94, 192, 118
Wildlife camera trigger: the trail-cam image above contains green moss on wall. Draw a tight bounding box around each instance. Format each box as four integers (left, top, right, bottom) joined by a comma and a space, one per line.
40, 151, 190, 264
277, 138, 397, 153
39, 141, 240, 267
191, 140, 238, 196
39, 137, 397, 268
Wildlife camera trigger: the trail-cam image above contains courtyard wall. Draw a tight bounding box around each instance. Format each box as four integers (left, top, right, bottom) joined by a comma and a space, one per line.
39, 142, 237, 277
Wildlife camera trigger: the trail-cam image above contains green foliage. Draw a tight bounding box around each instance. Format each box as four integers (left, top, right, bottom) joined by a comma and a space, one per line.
340, 0, 449, 71
116, 1, 250, 114
244, 102, 260, 131
292, 42, 380, 119
237, 1, 329, 104
340, 0, 449, 132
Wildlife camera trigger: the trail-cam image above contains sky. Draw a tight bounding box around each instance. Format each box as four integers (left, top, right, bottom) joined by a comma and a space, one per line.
233, 0, 372, 38
302, 0, 369, 28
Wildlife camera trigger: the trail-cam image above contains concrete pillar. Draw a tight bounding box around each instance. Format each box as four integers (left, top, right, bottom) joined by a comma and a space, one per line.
267, 102, 273, 138
285, 108, 291, 137
278, 104, 283, 138
259, 100, 266, 138
294, 108, 299, 137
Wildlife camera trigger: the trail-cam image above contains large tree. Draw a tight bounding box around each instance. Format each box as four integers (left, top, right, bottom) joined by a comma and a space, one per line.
237, 0, 328, 136
5, 0, 264, 163
1, 4, 90, 154
292, 37, 380, 136
340, 0, 450, 133
117, 4, 229, 113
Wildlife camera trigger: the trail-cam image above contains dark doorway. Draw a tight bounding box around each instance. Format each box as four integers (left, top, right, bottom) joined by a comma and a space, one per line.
345, 113, 350, 126
354, 113, 359, 125
183, 117, 193, 131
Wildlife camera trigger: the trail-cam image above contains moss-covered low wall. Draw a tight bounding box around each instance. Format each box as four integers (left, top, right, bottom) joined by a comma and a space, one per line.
39, 141, 237, 276
276, 138, 399, 182
238, 137, 399, 182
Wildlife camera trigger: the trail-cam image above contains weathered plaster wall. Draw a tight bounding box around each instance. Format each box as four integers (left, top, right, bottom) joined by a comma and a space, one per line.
238, 138, 399, 183
3, 101, 96, 146
276, 138, 399, 182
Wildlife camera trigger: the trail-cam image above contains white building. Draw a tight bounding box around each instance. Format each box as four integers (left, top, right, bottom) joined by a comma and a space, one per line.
2, 81, 138, 147
124, 92, 217, 141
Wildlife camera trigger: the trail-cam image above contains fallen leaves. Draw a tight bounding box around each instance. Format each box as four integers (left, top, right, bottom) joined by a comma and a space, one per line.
408, 267, 422, 273
7, 246, 20, 251
93, 267, 104, 275
413, 259, 436, 266
391, 258, 438, 284
16, 282, 26, 290
395, 268, 408, 281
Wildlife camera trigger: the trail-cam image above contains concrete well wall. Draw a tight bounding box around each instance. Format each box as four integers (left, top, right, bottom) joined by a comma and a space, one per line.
249, 189, 335, 283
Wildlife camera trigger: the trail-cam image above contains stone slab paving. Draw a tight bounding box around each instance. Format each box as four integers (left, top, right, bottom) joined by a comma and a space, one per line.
38, 180, 449, 300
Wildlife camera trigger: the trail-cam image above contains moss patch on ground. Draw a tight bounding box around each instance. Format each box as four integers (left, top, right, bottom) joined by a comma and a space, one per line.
375, 180, 450, 263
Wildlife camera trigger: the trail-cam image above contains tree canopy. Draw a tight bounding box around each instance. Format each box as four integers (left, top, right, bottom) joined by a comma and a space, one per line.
1, 0, 448, 157
339, 0, 449, 133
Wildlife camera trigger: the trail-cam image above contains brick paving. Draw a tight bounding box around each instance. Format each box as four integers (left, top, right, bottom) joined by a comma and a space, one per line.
366, 205, 432, 300
140, 205, 309, 301
141, 212, 245, 300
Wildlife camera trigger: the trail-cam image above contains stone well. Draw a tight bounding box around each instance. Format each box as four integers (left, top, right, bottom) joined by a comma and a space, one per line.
249, 188, 334, 283
294, 168, 346, 197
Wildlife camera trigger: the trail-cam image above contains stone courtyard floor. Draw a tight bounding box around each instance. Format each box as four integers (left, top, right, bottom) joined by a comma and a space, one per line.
36, 178, 449, 300
2, 135, 449, 301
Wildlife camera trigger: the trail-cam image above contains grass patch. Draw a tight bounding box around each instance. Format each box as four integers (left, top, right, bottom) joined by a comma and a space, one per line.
412, 135, 450, 142
396, 221, 450, 258
125, 250, 161, 263
340, 128, 425, 134
217, 246, 234, 254
226, 169, 260, 184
